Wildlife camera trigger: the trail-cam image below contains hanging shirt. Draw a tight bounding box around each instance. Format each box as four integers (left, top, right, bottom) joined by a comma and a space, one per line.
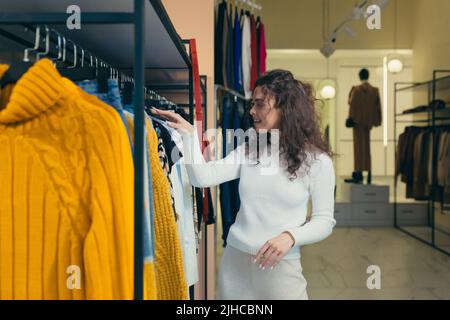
258, 21, 267, 75
233, 7, 243, 92
214, 0, 227, 85
250, 14, 258, 90
241, 14, 252, 99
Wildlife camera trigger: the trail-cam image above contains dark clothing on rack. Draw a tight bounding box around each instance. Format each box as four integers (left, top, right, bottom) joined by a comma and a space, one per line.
215, 1, 227, 86
215, 1, 266, 90
250, 14, 258, 91
233, 8, 242, 92
258, 21, 267, 76
152, 119, 182, 172
396, 126, 450, 203
218, 93, 247, 247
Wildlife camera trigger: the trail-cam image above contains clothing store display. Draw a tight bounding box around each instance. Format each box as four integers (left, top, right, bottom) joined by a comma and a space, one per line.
0, 59, 134, 299
217, 240, 308, 300
215, 1, 267, 96
396, 126, 450, 204
402, 99, 446, 114
182, 130, 336, 260
348, 82, 382, 172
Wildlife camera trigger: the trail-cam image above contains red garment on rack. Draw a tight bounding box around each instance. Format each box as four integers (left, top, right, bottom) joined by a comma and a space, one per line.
189, 39, 215, 225
258, 22, 266, 75
250, 15, 258, 91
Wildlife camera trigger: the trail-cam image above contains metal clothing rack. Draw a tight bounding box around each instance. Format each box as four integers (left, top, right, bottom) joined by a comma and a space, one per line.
0, 0, 193, 299
393, 70, 450, 256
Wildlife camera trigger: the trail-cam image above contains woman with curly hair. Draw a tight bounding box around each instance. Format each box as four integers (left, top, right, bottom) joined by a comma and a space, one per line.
152, 69, 336, 300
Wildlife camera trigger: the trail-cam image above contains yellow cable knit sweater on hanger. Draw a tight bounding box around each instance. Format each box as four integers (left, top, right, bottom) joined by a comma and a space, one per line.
147, 121, 188, 300
0, 59, 134, 299
126, 114, 187, 300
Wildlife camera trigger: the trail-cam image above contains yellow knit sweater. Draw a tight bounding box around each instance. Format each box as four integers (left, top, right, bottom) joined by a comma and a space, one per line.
125, 114, 188, 300
0, 59, 134, 299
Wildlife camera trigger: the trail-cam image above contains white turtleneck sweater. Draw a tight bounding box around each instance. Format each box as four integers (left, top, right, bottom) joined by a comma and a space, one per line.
181, 130, 336, 259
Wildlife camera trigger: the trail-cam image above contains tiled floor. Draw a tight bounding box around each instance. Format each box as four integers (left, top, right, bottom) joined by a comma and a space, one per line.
301, 227, 450, 299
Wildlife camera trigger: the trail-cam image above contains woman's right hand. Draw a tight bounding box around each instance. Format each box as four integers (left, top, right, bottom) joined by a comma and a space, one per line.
150, 108, 195, 134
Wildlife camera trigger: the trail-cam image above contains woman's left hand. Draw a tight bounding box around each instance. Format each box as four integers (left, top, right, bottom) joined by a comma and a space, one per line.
254, 232, 295, 270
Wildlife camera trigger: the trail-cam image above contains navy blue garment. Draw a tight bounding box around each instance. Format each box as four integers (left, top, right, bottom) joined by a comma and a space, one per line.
220, 95, 233, 246
226, 3, 234, 89
215, 1, 227, 85
219, 94, 243, 247
230, 98, 242, 223
233, 7, 242, 92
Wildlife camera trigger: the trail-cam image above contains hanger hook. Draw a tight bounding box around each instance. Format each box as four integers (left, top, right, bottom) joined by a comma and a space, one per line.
60, 36, 67, 63
80, 47, 85, 68
36, 25, 50, 61
24, 25, 41, 62
49, 29, 62, 64
66, 40, 77, 68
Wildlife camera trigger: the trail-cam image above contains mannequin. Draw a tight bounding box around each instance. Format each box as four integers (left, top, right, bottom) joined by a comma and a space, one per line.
345, 68, 382, 184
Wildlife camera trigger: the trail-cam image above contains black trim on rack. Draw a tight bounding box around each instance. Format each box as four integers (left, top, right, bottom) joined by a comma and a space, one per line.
150, 0, 191, 69
393, 70, 450, 257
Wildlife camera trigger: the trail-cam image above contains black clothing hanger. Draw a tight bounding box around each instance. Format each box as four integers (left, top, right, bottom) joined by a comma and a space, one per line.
0, 61, 33, 88
122, 82, 134, 105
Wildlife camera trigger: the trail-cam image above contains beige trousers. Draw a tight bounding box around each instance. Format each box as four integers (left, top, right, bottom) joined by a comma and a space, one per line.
217, 245, 308, 300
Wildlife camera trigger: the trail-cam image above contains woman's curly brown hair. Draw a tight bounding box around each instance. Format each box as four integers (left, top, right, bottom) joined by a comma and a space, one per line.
252, 69, 333, 180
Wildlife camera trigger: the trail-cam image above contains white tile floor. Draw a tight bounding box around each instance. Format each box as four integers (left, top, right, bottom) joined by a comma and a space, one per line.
301, 227, 450, 300
215, 227, 450, 299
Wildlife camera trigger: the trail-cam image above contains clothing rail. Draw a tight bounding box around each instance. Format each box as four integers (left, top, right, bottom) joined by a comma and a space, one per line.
215, 84, 248, 101
393, 69, 450, 257
237, 0, 262, 11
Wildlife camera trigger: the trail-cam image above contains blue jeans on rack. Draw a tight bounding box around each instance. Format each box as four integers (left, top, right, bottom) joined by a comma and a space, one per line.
76, 79, 133, 151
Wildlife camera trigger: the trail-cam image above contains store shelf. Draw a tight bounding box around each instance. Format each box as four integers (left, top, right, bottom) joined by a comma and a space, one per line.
0, 0, 190, 85
395, 75, 450, 93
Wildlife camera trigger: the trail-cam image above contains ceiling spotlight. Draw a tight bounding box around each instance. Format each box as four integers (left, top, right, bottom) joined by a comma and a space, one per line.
320, 42, 335, 58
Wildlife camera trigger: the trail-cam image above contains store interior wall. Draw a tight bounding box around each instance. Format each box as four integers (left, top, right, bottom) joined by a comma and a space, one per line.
162, 0, 216, 300
257, 0, 413, 50
412, 0, 450, 83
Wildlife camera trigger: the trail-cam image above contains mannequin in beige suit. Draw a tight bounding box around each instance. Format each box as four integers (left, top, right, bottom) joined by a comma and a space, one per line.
345, 68, 382, 184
